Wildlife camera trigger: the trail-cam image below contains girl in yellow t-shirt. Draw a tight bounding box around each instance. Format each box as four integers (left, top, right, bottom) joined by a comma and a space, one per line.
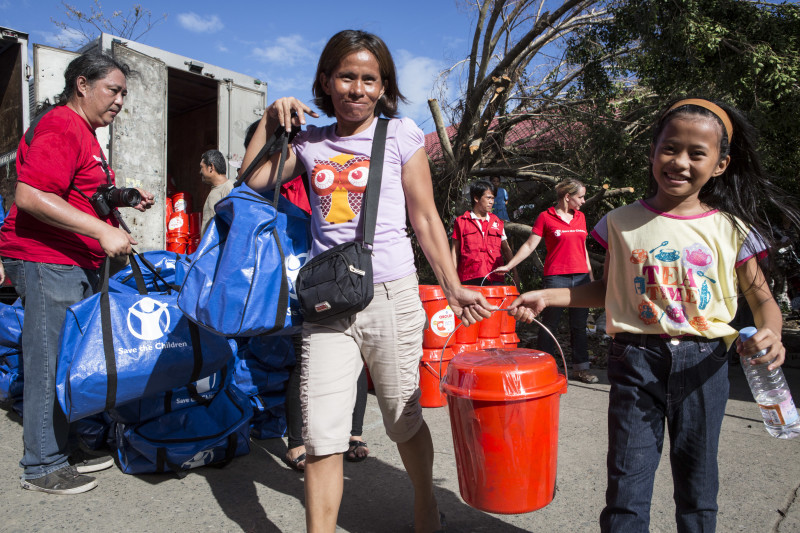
508, 98, 799, 532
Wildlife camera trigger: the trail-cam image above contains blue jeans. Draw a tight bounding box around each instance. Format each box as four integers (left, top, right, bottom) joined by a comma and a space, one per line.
538, 273, 591, 369
2, 259, 99, 479
600, 333, 729, 533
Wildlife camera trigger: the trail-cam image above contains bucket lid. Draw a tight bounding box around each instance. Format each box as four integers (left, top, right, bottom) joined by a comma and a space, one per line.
419, 285, 446, 300
441, 348, 566, 401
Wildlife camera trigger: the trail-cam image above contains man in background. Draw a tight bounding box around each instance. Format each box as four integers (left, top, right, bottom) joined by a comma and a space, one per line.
199, 150, 233, 234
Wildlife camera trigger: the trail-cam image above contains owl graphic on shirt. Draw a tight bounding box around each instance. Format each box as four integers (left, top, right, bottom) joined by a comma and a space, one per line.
310, 153, 370, 224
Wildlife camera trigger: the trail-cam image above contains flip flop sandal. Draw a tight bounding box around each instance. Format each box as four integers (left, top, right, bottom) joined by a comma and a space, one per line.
345, 440, 369, 462
282, 452, 306, 471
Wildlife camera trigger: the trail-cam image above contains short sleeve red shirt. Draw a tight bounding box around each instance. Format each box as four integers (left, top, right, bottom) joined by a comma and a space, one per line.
531, 207, 589, 275
0, 106, 117, 269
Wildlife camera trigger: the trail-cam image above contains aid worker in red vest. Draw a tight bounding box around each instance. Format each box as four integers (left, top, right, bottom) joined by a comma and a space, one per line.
451, 180, 519, 286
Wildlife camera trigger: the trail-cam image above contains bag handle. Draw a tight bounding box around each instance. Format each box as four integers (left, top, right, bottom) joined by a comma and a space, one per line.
360, 118, 389, 248
235, 124, 299, 193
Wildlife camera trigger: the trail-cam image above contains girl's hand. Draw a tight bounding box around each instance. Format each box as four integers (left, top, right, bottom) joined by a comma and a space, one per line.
494, 265, 510, 274
506, 291, 547, 323
736, 327, 786, 370
267, 97, 319, 131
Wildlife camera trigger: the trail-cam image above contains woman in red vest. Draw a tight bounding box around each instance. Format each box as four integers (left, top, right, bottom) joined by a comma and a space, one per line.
451, 180, 518, 286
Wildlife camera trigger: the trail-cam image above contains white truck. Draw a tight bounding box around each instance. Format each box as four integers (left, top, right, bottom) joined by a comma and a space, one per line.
0, 27, 267, 251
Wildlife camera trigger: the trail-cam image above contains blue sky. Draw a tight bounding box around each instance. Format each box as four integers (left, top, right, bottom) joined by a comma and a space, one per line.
2, 0, 477, 132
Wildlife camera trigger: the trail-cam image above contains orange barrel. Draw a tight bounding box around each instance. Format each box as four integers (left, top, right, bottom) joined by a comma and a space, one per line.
419, 285, 456, 349
171, 192, 192, 213
477, 286, 505, 339
478, 337, 504, 350
441, 348, 567, 514
500, 285, 519, 334
419, 347, 454, 408
500, 333, 520, 349
452, 342, 479, 355
167, 212, 190, 236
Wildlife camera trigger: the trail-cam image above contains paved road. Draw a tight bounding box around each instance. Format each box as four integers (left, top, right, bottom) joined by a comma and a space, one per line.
1, 353, 798, 532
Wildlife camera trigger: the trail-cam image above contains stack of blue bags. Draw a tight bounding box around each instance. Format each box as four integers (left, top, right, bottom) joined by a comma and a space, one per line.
0, 299, 24, 416
106, 251, 253, 474
233, 334, 295, 439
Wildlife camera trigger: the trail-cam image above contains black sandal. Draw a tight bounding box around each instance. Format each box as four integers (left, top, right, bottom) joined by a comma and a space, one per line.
345, 440, 369, 462
282, 452, 306, 471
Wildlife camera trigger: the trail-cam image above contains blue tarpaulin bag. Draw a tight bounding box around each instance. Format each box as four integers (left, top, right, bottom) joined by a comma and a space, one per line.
56, 256, 237, 422
109, 362, 230, 425
115, 382, 252, 475
111, 251, 191, 293
0, 299, 24, 407
177, 128, 311, 337
0, 298, 24, 353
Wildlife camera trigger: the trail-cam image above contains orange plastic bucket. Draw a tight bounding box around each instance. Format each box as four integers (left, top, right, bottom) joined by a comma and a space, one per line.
419, 285, 456, 349
478, 337, 504, 350
441, 348, 567, 514
477, 286, 505, 338
500, 285, 519, 334
167, 212, 190, 235
171, 192, 192, 213
166, 240, 189, 254
452, 342, 479, 355
419, 347, 454, 408
454, 320, 479, 344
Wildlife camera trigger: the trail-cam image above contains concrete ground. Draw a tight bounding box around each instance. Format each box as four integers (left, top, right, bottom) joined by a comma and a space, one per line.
0, 354, 798, 532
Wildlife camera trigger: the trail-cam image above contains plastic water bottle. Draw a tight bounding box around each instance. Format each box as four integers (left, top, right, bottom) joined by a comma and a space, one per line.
739, 327, 800, 439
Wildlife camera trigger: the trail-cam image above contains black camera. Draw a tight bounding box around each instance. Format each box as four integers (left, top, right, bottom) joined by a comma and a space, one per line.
91, 185, 141, 217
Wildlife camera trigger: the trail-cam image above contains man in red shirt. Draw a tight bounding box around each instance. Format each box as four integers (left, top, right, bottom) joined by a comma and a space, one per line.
0, 53, 154, 495
451, 180, 518, 286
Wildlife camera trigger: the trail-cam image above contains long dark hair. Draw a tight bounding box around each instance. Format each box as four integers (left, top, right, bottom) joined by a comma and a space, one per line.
312, 30, 406, 118
58, 52, 131, 105
648, 98, 800, 251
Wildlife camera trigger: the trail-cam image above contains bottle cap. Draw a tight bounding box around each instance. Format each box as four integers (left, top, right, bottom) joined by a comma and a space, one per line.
739, 326, 757, 341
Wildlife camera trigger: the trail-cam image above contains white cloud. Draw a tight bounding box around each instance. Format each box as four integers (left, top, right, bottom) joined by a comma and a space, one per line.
395, 50, 450, 130
177, 13, 223, 33
216, 43, 228, 53
39, 27, 86, 49
252, 35, 317, 66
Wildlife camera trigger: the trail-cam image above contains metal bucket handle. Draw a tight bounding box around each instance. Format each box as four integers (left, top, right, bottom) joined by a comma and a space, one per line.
436, 310, 568, 388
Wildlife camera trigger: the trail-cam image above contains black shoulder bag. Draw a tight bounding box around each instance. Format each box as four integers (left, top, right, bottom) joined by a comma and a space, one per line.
295, 118, 389, 324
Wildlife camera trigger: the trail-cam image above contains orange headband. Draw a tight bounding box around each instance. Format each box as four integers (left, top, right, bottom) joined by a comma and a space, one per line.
668, 98, 733, 142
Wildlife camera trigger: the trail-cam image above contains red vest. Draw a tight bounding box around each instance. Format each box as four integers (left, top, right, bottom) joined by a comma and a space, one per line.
454, 211, 504, 282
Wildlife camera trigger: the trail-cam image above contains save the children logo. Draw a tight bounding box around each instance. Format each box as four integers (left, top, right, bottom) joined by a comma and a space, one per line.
127, 297, 171, 340
285, 253, 309, 302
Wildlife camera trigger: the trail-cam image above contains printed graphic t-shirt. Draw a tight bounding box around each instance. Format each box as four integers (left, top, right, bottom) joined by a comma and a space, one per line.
531, 207, 589, 275
0, 105, 117, 269
591, 200, 764, 345
292, 117, 423, 283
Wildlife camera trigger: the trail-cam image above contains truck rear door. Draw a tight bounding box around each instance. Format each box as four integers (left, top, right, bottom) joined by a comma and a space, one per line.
110, 41, 167, 252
